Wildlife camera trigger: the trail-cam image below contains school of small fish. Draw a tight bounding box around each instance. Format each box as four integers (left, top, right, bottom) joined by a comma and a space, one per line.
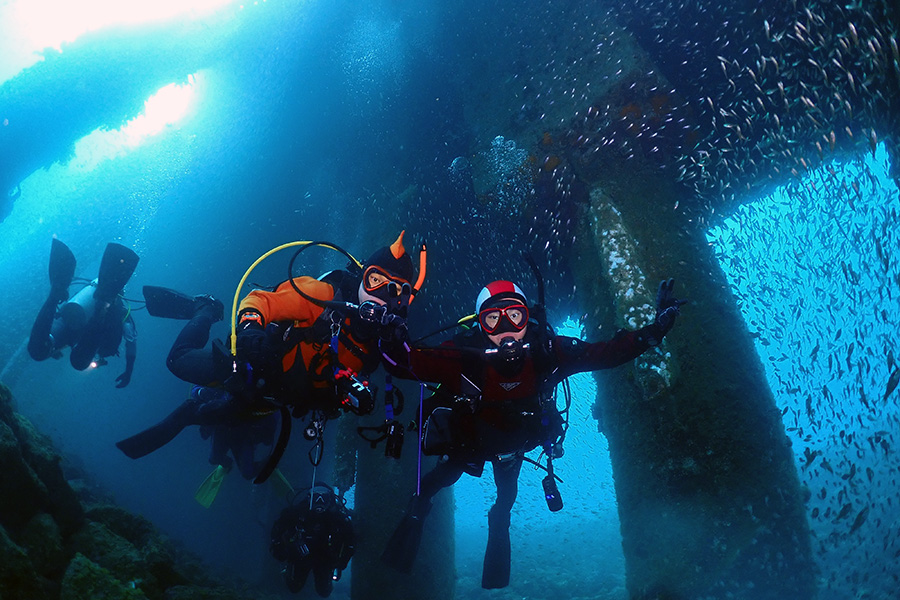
487, 0, 900, 596
707, 139, 899, 599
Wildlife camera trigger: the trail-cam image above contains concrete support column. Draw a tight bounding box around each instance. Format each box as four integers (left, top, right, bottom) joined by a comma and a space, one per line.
572, 175, 815, 599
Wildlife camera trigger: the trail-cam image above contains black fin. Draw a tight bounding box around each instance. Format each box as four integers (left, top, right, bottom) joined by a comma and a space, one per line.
143, 286, 196, 320
116, 401, 196, 459
381, 496, 431, 573
49, 238, 76, 293
481, 507, 511, 589
96, 243, 139, 303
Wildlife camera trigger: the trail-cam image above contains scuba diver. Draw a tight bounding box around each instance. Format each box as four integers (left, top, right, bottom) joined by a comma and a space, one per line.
116, 232, 426, 487
189, 388, 282, 508
381, 276, 686, 589
126, 285, 281, 507
270, 483, 355, 598
28, 239, 140, 388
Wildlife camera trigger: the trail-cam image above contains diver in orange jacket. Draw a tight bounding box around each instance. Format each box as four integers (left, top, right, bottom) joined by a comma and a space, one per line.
117, 233, 425, 482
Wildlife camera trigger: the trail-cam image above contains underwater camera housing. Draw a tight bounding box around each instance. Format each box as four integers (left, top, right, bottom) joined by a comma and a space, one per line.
542, 474, 563, 512
384, 420, 404, 459
336, 371, 375, 415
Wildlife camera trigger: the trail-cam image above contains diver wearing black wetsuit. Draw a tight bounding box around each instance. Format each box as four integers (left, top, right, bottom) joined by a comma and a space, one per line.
382, 279, 685, 589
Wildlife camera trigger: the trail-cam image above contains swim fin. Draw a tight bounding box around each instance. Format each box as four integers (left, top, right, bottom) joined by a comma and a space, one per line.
195, 464, 228, 508
481, 507, 511, 589
116, 400, 198, 459
381, 495, 431, 573
269, 468, 295, 502
49, 238, 76, 298
95, 243, 139, 303
143, 286, 197, 320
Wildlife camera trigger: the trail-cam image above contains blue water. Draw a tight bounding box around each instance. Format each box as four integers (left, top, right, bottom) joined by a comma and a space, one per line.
707, 143, 900, 600
1, 0, 898, 599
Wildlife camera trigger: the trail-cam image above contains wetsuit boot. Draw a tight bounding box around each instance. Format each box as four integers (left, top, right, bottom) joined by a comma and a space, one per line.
482, 506, 512, 589
381, 494, 432, 573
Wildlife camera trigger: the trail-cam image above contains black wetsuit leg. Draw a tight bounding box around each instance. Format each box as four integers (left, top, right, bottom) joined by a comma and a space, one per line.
381, 458, 466, 573
419, 457, 467, 501
482, 456, 522, 589
492, 456, 523, 512
208, 427, 234, 469
313, 562, 335, 597
28, 296, 59, 361
285, 560, 312, 594
166, 312, 221, 385
116, 391, 241, 459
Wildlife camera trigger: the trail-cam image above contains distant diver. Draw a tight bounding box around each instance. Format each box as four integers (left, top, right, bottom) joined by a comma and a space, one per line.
270, 483, 355, 597
28, 239, 139, 388
381, 273, 685, 589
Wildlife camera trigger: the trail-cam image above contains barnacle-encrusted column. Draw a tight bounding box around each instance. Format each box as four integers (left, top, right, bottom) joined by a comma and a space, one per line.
573, 183, 815, 600
589, 197, 678, 400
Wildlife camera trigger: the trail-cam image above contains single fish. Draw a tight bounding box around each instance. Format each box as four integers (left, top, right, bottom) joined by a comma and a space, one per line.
848, 506, 870, 535
834, 503, 853, 521
883, 368, 899, 402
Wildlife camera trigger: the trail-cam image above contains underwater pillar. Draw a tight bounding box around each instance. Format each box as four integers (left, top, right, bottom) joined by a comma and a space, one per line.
572, 182, 815, 599
350, 383, 455, 600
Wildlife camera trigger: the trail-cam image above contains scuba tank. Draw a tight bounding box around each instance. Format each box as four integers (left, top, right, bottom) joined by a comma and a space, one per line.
54, 279, 99, 342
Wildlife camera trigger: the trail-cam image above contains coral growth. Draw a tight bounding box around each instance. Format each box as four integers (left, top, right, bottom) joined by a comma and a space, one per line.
0, 382, 273, 600
587, 189, 678, 399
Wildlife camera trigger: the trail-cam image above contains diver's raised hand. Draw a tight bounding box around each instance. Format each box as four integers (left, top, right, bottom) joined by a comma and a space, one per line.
235, 325, 279, 374
655, 278, 686, 336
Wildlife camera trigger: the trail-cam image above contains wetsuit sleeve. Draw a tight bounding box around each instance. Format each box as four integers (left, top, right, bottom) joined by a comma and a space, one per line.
327, 509, 355, 569
552, 325, 658, 382
385, 343, 467, 392
115, 315, 137, 388
238, 276, 330, 327
123, 315, 137, 366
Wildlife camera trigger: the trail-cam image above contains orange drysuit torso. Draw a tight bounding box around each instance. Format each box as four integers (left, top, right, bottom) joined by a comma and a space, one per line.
238, 274, 381, 414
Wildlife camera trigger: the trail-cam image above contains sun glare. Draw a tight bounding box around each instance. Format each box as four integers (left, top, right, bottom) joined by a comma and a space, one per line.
70, 74, 201, 172
0, 0, 236, 83
12, 0, 235, 51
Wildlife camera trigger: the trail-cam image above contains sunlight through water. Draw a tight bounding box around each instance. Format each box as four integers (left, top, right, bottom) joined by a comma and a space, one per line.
69, 74, 202, 172
0, 0, 236, 83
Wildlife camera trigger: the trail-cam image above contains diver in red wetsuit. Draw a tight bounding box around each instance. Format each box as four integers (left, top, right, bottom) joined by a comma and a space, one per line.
382, 278, 684, 589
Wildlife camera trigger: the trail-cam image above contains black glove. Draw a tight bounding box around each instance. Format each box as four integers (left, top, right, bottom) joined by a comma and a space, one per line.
382, 313, 409, 343
358, 301, 409, 343
115, 370, 132, 388
235, 325, 280, 381
654, 278, 686, 336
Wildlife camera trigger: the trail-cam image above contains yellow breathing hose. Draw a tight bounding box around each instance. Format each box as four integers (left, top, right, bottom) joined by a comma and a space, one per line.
229, 241, 362, 356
